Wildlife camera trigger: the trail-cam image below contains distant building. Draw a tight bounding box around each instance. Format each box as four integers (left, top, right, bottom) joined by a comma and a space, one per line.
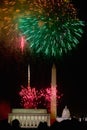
8, 108, 50, 128
56, 106, 71, 122
62, 106, 71, 118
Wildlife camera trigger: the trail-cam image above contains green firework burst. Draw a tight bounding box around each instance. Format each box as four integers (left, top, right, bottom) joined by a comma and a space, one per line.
18, 0, 85, 58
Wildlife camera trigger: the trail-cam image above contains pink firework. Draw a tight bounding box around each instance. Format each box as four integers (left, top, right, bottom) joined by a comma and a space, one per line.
20, 36, 25, 53
19, 86, 38, 108
19, 85, 62, 110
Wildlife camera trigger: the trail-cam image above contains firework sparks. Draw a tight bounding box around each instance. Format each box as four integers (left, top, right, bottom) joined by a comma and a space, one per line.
18, 0, 84, 58
19, 85, 62, 111
0, 0, 30, 50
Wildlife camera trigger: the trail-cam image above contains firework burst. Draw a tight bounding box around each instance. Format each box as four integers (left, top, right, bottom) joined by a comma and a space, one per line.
19, 85, 62, 111
0, 0, 30, 50
18, 0, 85, 58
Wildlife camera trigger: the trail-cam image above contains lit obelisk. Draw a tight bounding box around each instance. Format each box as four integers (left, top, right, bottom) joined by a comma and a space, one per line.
50, 63, 57, 124
28, 64, 30, 86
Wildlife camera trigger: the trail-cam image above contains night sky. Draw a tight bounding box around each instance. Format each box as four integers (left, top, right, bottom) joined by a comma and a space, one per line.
0, 0, 87, 118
